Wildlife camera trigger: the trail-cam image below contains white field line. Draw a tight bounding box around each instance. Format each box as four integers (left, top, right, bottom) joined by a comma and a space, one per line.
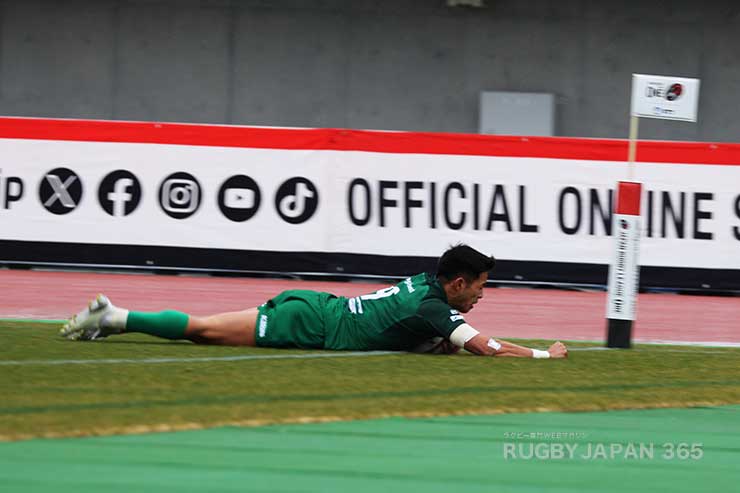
567, 347, 740, 354
2, 345, 738, 366
0, 351, 402, 366
562, 339, 740, 348
634, 339, 740, 348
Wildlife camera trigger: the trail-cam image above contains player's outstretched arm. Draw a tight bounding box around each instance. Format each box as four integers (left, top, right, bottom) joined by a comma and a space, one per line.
463, 334, 568, 359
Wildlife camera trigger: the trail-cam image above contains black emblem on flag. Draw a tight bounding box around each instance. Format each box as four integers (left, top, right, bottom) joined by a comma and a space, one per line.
666, 83, 683, 101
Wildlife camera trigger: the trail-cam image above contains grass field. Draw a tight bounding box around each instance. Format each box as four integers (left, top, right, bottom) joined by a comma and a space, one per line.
2, 321, 740, 441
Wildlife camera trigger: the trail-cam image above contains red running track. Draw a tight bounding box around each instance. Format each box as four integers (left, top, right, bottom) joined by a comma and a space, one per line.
1, 270, 738, 344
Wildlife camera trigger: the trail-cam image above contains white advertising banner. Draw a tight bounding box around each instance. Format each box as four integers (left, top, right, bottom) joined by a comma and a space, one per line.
631, 74, 700, 122
1, 138, 740, 270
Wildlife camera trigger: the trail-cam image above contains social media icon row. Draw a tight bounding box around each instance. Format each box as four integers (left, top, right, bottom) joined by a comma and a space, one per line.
34, 168, 319, 223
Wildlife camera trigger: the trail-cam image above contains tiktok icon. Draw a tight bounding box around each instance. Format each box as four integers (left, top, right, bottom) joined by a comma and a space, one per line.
274, 177, 319, 224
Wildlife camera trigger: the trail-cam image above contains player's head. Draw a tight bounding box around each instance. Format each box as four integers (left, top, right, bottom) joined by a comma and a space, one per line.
437, 244, 495, 313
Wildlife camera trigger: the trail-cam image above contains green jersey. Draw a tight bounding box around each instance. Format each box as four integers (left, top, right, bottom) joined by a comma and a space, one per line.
255, 273, 467, 351
323, 273, 467, 350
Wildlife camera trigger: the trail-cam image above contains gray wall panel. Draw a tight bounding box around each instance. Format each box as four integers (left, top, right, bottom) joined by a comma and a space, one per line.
697, 23, 740, 143
0, 0, 115, 118
0, 0, 739, 142
464, 16, 586, 137
346, 12, 467, 132
232, 6, 349, 127
114, 2, 230, 123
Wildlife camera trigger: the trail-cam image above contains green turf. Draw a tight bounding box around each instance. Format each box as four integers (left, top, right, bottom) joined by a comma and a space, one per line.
1, 407, 738, 492
2, 322, 740, 441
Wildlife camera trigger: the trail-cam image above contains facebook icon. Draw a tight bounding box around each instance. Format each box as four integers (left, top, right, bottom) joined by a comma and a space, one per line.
98, 170, 142, 217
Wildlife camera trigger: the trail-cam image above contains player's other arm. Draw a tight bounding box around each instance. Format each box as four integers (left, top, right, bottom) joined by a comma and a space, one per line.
451, 325, 568, 358
468, 335, 567, 358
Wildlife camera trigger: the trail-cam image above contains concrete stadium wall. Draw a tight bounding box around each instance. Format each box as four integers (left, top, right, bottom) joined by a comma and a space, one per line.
1, 0, 740, 142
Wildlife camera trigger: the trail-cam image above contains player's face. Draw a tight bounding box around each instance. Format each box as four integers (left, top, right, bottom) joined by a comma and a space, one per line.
448, 272, 488, 313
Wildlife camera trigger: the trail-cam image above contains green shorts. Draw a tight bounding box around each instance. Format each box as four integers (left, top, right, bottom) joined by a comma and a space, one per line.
255, 290, 336, 349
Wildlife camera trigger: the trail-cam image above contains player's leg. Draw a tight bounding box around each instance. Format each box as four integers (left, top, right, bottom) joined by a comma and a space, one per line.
185, 308, 258, 346
60, 294, 257, 346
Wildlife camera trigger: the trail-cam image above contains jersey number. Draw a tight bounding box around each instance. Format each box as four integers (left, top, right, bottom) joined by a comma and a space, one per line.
360, 286, 400, 301
349, 286, 400, 314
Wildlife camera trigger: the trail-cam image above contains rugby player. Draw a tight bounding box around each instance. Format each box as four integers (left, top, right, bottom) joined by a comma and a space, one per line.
60, 244, 568, 358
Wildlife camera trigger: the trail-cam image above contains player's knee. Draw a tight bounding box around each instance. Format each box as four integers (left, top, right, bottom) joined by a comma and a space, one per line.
186, 316, 213, 337
184, 320, 222, 345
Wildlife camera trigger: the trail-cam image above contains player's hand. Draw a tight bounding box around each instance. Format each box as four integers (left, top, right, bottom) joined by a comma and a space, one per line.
548, 341, 568, 359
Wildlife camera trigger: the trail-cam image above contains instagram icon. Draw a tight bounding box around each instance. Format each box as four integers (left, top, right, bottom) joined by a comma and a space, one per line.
158, 172, 202, 219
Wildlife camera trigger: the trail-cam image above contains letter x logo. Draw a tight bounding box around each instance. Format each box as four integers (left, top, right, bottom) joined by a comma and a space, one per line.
38, 167, 83, 215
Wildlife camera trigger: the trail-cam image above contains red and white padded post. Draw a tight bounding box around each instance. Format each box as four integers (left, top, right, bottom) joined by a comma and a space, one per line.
606, 181, 642, 348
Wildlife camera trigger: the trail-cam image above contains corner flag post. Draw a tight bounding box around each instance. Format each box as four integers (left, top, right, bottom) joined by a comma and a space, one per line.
605, 74, 700, 348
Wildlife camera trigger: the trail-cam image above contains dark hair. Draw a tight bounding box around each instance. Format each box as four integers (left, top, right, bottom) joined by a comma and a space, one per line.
436, 244, 496, 283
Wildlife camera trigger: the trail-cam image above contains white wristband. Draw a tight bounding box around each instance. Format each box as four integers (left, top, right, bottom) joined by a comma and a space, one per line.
532, 349, 550, 359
